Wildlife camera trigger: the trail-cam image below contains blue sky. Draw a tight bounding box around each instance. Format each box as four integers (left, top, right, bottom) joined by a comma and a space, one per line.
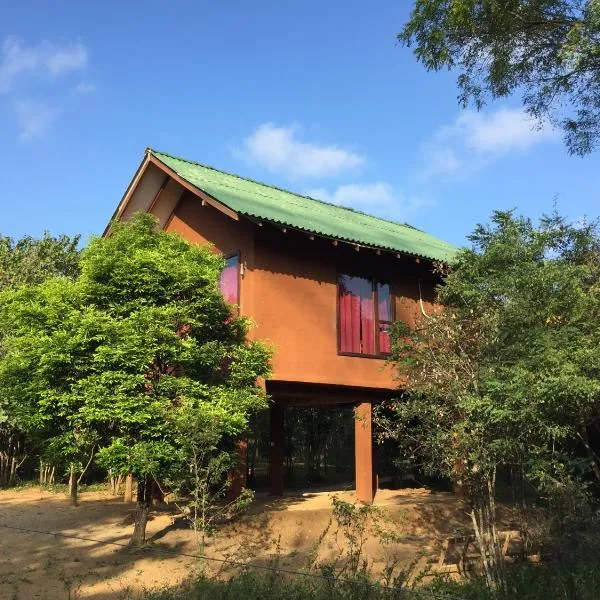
1, 1, 598, 248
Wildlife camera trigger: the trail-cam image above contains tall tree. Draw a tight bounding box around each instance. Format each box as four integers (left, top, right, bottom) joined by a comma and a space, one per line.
0, 232, 80, 287
0, 232, 80, 487
0, 214, 270, 542
378, 211, 600, 589
401, 1, 600, 155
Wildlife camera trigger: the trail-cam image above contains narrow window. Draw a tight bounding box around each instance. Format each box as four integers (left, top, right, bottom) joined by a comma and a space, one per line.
338, 275, 375, 355
377, 282, 392, 354
219, 254, 239, 305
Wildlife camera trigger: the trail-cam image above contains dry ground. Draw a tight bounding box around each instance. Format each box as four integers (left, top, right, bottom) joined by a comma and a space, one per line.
0, 485, 512, 599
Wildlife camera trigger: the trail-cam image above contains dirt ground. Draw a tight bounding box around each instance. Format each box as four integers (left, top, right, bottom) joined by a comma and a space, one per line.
0, 485, 506, 599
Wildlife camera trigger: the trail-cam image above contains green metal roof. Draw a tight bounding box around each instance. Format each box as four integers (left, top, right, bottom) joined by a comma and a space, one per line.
149, 149, 458, 262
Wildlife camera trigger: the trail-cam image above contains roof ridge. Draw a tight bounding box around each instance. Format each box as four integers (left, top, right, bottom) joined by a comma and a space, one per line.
148, 148, 423, 234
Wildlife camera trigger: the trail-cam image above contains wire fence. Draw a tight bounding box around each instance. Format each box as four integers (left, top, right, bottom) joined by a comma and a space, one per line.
0, 522, 468, 600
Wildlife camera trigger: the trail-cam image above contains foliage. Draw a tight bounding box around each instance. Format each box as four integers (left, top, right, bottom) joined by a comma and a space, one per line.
0, 214, 271, 538
0, 231, 80, 289
378, 210, 600, 589
167, 401, 256, 548
0, 231, 81, 487
139, 560, 600, 600
401, 0, 600, 155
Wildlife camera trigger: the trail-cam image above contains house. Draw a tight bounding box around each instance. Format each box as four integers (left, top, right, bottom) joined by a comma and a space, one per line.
107, 148, 457, 503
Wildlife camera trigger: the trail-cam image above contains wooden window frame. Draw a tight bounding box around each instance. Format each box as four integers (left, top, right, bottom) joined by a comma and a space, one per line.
337, 275, 395, 359
220, 251, 242, 310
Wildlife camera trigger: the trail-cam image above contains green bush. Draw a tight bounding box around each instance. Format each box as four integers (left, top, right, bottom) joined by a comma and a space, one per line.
141, 561, 600, 600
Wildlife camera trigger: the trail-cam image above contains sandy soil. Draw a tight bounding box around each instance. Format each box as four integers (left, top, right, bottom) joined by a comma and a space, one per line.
0, 485, 496, 599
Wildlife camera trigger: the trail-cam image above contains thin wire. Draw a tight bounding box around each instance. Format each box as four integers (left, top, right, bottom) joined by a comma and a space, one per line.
0, 522, 466, 600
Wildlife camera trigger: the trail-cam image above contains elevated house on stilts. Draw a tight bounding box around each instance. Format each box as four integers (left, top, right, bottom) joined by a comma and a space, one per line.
107, 148, 457, 503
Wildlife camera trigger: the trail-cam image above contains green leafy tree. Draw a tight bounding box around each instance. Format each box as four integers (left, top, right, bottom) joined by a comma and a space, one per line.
378, 211, 600, 590
0, 232, 80, 287
0, 232, 80, 487
401, 1, 600, 155
0, 214, 270, 543
0, 277, 100, 502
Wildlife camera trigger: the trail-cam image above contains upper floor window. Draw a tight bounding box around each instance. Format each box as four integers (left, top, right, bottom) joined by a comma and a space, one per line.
219, 254, 240, 305
338, 275, 393, 356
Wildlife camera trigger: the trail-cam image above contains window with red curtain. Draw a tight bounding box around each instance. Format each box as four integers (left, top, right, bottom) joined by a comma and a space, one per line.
338, 275, 393, 356
377, 283, 392, 354
219, 254, 239, 305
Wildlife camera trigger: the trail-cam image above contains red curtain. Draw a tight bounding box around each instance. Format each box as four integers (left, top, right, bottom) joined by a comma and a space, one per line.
361, 293, 375, 354
339, 291, 360, 353
339, 276, 375, 354
219, 255, 239, 305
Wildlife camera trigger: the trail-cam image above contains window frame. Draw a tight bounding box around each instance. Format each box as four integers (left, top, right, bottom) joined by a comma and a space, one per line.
219, 251, 242, 309
336, 274, 395, 359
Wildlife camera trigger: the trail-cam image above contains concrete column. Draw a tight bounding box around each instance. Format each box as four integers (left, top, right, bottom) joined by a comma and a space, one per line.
269, 402, 284, 496
227, 439, 248, 500
355, 401, 374, 503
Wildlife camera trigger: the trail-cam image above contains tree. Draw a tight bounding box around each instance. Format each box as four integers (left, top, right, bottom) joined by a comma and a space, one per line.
167, 402, 255, 550
0, 277, 100, 503
0, 214, 271, 542
0, 232, 80, 287
401, 1, 600, 155
378, 211, 600, 590
0, 232, 80, 487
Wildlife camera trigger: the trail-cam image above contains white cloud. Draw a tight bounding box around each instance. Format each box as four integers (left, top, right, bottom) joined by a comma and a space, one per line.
236, 123, 364, 179
45, 43, 87, 77
305, 182, 432, 220
74, 81, 96, 94
0, 36, 90, 141
420, 107, 556, 180
0, 36, 88, 92
15, 100, 58, 141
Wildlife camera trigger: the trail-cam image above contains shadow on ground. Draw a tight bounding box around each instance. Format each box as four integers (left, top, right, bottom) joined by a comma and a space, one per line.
0, 485, 482, 599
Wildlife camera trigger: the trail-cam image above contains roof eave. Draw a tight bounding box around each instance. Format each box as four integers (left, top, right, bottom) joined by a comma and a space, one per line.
242, 215, 450, 264
103, 152, 151, 237
147, 151, 239, 222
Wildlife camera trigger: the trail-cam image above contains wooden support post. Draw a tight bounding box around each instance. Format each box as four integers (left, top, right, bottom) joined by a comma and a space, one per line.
227, 439, 248, 500
269, 402, 284, 496
355, 401, 375, 503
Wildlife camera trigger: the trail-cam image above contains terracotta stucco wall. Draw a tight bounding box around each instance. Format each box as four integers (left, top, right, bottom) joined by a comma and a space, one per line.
251, 227, 436, 389
162, 191, 437, 390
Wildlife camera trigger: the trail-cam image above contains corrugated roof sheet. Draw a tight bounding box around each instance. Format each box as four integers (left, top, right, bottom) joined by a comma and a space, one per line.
149, 149, 458, 262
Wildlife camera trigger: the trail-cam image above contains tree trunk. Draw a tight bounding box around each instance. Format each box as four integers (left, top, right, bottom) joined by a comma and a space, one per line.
124, 473, 133, 503
129, 477, 153, 547
578, 430, 600, 484
470, 471, 505, 593
69, 463, 78, 506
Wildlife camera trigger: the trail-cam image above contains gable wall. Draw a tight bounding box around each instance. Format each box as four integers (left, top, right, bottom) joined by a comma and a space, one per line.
163, 191, 258, 320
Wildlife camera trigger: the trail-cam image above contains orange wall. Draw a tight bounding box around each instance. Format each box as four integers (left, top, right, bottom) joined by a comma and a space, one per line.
251, 227, 435, 389
163, 191, 437, 390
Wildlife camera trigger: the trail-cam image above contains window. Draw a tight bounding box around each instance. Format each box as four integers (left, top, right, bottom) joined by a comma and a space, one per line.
338, 275, 393, 356
219, 254, 240, 305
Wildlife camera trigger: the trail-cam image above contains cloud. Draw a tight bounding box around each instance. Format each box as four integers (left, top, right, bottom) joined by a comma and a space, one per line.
74, 81, 96, 94
420, 107, 556, 180
305, 182, 432, 220
0, 36, 88, 92
236, 123, 364, 179
15, 100, 58, 141
0, 36, 90, 141
45, 43, 87, 77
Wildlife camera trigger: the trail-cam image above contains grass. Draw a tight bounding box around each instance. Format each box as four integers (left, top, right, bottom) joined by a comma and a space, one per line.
6, 480, 113, 494
139, 561, 600, 600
